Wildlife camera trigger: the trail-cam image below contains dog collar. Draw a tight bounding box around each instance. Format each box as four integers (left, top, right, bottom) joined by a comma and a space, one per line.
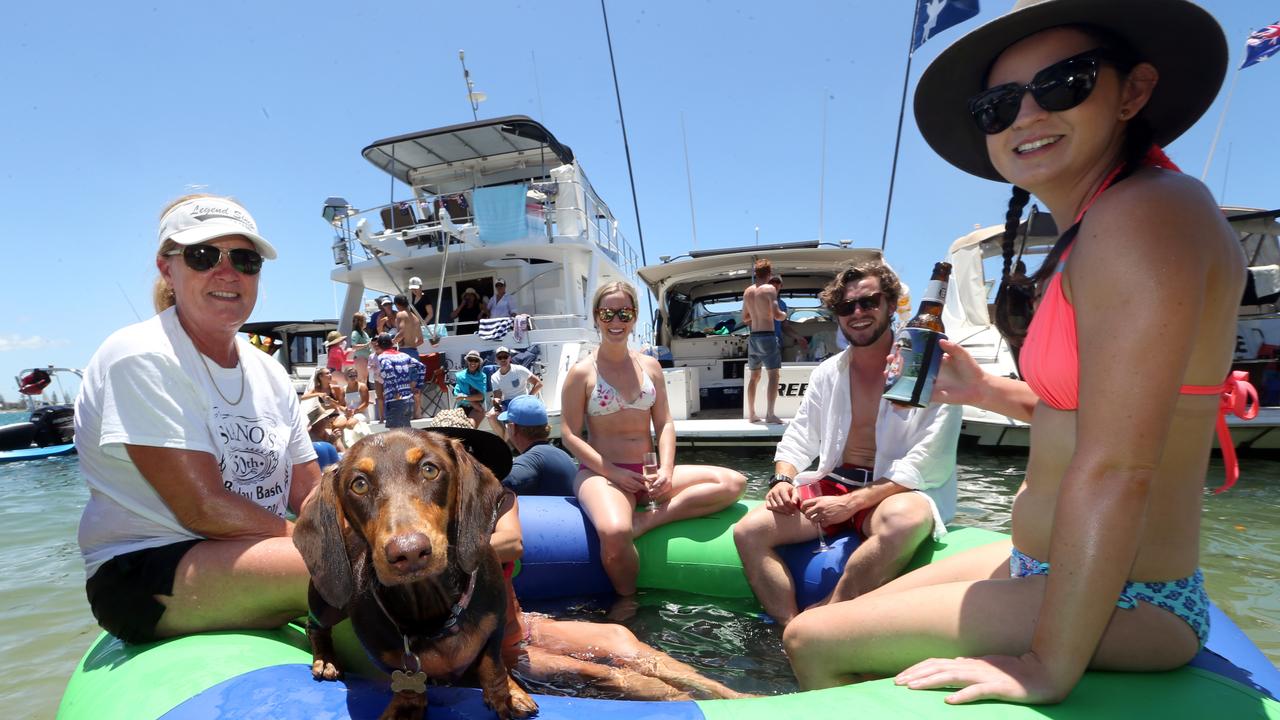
371, 568, 480, 694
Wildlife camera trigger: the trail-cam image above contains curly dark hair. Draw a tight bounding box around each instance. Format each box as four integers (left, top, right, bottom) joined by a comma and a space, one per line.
819, 259, 903, 311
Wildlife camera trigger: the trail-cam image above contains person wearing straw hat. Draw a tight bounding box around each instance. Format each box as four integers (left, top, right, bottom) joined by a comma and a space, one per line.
323, 330, 348, 373
452, 286, 484, 335
74, 194, 321, 645
784, 1, 1250, 705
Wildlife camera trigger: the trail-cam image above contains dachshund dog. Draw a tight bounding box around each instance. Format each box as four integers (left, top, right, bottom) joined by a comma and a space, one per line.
294, 429, 538, 720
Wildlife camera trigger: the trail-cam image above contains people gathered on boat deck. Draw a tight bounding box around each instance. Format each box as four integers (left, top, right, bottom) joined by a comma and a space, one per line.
75, 194, 320, 644
783, 0, 1246, 705
734, 259, 961, 627
561, 281, 746, 596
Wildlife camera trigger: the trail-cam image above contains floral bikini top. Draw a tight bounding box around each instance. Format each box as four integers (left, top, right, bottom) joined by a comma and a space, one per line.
587, 356, 657, 416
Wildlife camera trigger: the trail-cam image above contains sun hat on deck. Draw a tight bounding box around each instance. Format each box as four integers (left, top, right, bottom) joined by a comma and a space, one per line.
913, 0, 1227, 182
158, 196, 278, 259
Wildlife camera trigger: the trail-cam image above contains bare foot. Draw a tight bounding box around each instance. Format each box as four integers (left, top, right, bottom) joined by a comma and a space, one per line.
765, 415, 783, 425
747, 416, 763, 424
608, 594, 640, 623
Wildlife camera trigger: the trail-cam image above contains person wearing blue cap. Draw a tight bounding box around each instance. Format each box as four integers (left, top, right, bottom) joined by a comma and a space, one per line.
499, 395, 576, 496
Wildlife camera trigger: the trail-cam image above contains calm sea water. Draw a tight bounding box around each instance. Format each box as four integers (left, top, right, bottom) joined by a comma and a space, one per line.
1, 413, 1276, 716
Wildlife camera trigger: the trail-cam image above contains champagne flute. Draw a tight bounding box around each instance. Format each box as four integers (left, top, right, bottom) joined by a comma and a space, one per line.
795, 477, 830, 553
641, 451, 660, 513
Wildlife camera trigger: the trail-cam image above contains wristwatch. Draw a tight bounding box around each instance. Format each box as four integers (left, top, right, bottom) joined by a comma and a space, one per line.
768, 473, 794, 489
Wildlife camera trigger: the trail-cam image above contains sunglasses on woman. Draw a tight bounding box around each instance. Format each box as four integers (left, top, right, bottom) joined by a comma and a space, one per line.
596, 307, 636, 323
968, 48, 1125, 135
165, 244, 264, 275
832, 292, 883, 317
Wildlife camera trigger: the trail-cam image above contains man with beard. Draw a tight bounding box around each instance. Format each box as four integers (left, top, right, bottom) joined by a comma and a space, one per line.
732, 259, 961, 626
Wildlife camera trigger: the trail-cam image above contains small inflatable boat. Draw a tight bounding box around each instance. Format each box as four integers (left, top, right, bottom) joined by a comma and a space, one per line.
57, 497, 1280, 719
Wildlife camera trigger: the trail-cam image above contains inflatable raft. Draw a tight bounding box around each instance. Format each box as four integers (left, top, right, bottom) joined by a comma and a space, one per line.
58, 497, 1280, 719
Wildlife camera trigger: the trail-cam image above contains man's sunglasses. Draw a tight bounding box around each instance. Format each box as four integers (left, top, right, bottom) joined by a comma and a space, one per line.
832, 293, 883, 317
968, 49, 1124, 135
496, 354, 510, 360
165, 244, 264, 275
596, 307, 636, 323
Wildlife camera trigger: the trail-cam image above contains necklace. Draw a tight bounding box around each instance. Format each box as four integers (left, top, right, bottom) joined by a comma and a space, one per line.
199, 351, 246, 406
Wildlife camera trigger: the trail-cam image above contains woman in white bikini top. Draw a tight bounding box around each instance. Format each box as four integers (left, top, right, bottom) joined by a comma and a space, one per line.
560, 281, 745, 598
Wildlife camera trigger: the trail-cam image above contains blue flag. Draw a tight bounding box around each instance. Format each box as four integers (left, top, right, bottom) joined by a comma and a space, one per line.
1242, 22, 1280, 69
912, 0, 981, 53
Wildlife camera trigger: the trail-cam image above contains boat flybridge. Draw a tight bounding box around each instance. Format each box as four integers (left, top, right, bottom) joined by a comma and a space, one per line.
322, 116, 642, 427
944, 205, 1280, 451
639, 241, 880, 447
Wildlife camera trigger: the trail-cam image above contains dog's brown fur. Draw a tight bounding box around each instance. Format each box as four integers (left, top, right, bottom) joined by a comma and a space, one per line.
294, 429, 538, 720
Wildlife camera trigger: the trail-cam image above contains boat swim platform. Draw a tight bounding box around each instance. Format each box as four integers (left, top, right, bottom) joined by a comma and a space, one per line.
672, 416, 788, 447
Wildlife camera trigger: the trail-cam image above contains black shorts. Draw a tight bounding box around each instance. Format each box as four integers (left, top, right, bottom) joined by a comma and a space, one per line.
85, 539, 201, 644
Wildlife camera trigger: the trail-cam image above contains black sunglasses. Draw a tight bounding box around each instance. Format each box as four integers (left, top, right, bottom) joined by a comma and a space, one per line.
968, 49, 1124, 135
496, 353, 510, 360
596, 307, 636, 323
166, 244, 264, 275
833, 292, 884, 317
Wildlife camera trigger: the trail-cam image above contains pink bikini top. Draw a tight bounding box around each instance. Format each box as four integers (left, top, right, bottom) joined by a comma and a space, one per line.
1018, 152, 1257, 492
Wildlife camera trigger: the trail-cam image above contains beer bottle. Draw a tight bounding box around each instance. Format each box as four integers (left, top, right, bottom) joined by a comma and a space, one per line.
884, 261, 952, 407
906, 262, 952, 333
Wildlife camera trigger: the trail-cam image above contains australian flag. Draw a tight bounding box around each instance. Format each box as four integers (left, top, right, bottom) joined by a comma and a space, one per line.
912, 0, 980, 53
1242, 22, 1280, 69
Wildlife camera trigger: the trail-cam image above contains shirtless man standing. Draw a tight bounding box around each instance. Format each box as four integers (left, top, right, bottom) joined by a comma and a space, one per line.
732, 259, 960, 626
393, 294, 425, 360
741, 258, 786, 424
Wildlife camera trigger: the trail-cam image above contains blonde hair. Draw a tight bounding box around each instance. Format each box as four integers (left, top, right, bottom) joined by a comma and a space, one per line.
591, 281, 639, 314
152, 193, 219, 314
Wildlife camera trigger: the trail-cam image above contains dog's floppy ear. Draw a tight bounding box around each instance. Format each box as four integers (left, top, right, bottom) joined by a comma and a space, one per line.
447, 439, 504, 574
293, 462, 356, 608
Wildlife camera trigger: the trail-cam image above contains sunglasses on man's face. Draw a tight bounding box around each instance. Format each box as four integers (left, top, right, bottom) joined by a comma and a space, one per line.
596, 307, 636, 323
496, 354, 510, 360
968, 49, 1120, 135
166, 244, 264, 275
833, 292, 884, 317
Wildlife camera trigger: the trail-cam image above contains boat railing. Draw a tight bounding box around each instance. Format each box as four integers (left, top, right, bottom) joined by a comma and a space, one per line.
326, 179, 640, 278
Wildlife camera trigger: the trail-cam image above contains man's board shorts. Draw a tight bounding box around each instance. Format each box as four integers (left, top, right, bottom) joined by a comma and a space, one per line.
747, 331, 782, 370
809, 463, 876, 540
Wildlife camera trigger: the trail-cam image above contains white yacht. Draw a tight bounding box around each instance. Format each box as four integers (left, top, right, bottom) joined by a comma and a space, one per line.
639, 242, 880, 446
944, 206, 1280, 451
321, 116, 642, 428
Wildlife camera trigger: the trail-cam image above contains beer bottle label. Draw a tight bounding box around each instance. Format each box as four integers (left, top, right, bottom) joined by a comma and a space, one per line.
924, 280, 947, 305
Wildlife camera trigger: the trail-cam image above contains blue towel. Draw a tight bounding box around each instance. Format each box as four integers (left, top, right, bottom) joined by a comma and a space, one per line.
474, 185, 530, 244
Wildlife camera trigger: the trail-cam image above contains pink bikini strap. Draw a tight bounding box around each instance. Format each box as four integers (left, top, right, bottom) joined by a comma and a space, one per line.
1182, 371, 1258, 493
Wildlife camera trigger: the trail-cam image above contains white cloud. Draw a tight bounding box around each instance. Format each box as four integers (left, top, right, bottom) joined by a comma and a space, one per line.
0, 334, 69, 352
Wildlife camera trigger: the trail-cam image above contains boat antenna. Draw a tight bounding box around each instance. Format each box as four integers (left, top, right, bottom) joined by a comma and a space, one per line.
680, 112, 698, 250
599, 0, 647, 265
530, 51, 546, 122
116, 281, 142, 322
458, 50, 484, 122
818, 89, 828, 244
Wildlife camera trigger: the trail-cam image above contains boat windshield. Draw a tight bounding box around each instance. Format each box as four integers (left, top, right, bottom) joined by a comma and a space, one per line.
674, 296, 829, 338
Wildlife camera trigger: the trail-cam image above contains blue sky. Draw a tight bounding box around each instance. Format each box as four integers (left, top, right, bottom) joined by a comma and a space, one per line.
2, 1, 1277, 400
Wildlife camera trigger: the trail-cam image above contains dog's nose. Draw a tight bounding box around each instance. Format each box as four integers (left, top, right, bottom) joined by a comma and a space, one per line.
385, 533, 432, 572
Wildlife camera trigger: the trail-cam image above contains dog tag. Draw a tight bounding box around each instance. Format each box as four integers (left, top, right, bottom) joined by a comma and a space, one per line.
391, 669, 428, 695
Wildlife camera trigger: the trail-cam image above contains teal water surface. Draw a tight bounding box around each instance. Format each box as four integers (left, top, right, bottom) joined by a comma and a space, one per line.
1, 414, 1276, 716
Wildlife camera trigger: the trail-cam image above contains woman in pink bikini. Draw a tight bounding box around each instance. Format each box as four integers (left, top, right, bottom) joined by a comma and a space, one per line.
784, 0, 1251, 705
561, 281, 745, 596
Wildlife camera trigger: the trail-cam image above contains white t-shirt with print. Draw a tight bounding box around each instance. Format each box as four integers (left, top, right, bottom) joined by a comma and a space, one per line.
490, 364, 533, 400
76, 307, 316, 578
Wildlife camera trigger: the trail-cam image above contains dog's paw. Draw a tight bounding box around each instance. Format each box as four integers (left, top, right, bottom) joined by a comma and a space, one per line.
310, 657, 343, 681
485, 676, 538, 719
